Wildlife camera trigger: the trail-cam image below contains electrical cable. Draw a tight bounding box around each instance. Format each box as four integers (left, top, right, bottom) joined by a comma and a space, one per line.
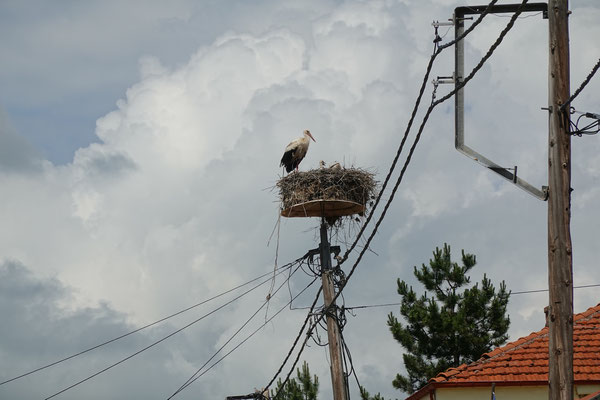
43, 264, 296, 400
0, 261, 299, 387
263, 287, 322, 394
271, 319, 318, 400
335, 0, 500, 270
265, 0, 511, 395
341, 284, 600, 310
560, 57, 600, 113
330, 0, 530, 318
570, 110, 599, 136
271, 5, 529, 396
439, 25, 453, 41
339, 326, 361, 395
168, 261, 305, 398
265, 1, 524, 397
290, 258, 320, 310
512, 283, 600, 295
346, 302, 402, 310
168, 278, 320, 399
6, 1, 539, 397
490, 11, 542, 19
465, 6, 542, 19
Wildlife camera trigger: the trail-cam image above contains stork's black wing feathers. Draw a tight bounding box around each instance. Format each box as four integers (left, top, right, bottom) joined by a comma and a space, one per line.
280, 148, 297, 173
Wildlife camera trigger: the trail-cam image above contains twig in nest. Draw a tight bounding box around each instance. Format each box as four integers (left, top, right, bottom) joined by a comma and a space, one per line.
277, 167, 377, 211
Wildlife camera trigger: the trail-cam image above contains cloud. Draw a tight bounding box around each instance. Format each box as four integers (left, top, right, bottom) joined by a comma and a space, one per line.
0, 259, 314, 399
0, 1, 599, 399
0, 109, 44, 173
0, 260, 186, 399
94, 29, 306, 172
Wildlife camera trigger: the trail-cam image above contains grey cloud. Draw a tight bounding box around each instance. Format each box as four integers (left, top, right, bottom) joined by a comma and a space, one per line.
0, 260, 226, 399
74, 146, 137, 179
0, 0, 340, 165
0, 109, 43, 173
0, 1, 599, 399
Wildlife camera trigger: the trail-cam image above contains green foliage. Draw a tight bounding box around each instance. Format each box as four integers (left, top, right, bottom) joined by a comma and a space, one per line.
360, 386, 395, 400
271, 362, 396, 400
387, 243, 510, 394
272, 361, 319, 400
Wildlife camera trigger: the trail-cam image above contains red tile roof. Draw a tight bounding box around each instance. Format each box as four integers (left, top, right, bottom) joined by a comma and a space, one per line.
407, 303, 600, 400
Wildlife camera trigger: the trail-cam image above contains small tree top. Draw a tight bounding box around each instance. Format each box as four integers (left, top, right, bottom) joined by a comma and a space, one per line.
387, 243, 510, 394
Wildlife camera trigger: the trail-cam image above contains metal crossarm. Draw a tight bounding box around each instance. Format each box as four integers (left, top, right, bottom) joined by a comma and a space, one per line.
454, 2, 549, 200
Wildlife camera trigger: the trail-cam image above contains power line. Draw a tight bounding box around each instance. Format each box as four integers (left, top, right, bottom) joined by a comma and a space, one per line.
169, 278, 320, 399
464, 6, 542, 19
570, 109, 600, 136
0, 262, 299, 387
346, 302, 401, 310
265, 0, 529, 396
511, 283, 600, 295
339, 324, 361, 395
43, 264, 297, 400
168, 262, 307, 398
334, 0, 529, 311
490, 10, 542, 19
336, 0, 501, 269
271, 319, 319, 400
560, 57, 600, 112
268, 2, 528, 395
343, 284, 600, 310
263, 287, 323, 395
264, 0, 510, 394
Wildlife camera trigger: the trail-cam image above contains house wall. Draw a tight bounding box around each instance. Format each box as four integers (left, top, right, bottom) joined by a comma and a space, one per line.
576, 385, 600, 398
435, 385, 547, 400
424, 384, 600, 400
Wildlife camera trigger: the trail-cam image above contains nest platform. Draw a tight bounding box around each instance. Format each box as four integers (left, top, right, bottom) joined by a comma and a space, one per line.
277, 167, 376, 219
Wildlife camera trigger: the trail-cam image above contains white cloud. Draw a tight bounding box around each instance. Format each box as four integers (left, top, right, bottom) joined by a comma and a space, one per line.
1, 1, 599, 399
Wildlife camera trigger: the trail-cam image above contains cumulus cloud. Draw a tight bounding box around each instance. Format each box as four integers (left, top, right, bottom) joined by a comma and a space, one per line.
1, 1, 599, 399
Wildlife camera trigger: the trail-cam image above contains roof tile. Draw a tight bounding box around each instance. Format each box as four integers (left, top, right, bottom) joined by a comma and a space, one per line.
429, 302, 600, 385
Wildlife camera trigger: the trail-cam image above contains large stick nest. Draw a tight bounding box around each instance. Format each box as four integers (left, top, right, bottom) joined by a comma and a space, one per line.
277, 166, 377, 217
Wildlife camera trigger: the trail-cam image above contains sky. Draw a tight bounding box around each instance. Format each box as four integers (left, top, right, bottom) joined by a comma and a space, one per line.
1, 0, 599, 399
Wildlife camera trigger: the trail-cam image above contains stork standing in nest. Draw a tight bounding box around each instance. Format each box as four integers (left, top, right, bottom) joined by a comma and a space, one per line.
279, 130, 316, 173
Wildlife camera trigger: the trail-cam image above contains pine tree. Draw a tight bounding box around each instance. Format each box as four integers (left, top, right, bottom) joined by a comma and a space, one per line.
272, 361, 319, 400
271, 363, 395, 400
387, 243, 510, 394
360, 386, 394, 400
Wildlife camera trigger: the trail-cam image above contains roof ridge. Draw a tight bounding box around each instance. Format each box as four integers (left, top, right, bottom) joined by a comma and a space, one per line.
428, 302, 600, 384
475, 327, 548, 365
478, 302, 600, 364
574, 302, 600, 323
435, 364, 468, 381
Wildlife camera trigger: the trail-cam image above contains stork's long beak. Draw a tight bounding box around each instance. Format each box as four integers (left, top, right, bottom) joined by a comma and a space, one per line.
305, 130, 316, 142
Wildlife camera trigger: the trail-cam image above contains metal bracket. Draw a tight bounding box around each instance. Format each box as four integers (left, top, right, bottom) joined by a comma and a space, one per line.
432, 20, 454, 28
306, 245, 341, 265
454, 3, 549, 201
434, 75, 455, 85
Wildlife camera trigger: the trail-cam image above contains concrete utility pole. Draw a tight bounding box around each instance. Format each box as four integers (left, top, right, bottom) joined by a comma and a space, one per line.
319, 219, 348, 400
547, 1, 573, 400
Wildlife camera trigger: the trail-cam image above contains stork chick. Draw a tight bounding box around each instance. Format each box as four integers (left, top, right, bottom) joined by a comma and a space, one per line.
279, 130, 315, 173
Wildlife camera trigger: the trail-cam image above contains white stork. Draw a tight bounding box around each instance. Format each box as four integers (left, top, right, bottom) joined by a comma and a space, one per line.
280, 130, 315, 173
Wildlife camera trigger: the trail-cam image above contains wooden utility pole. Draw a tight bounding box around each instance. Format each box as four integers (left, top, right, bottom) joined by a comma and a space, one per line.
319, 219, 348, 400
547, 1, 573, 400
